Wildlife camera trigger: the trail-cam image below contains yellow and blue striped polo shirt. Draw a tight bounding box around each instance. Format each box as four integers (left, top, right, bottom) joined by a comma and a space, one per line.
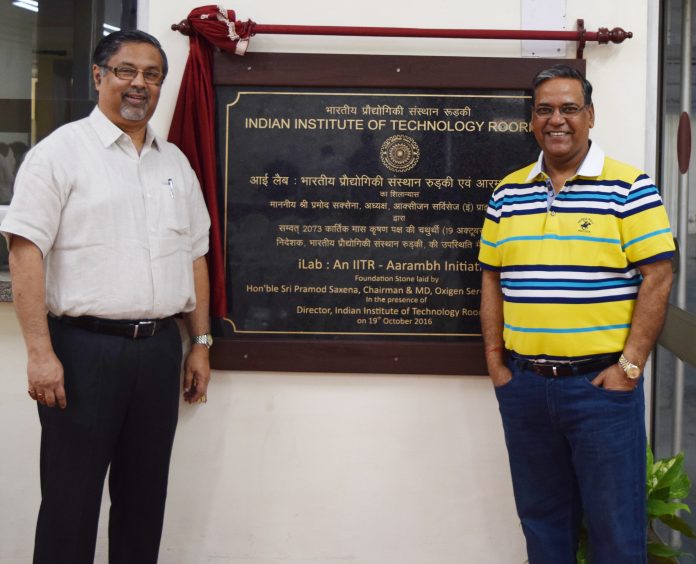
478, 142, 675, 360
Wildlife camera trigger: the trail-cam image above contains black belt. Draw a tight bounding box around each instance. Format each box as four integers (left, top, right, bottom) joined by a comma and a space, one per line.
510, 353, 621, 377
49, 313, 174, 339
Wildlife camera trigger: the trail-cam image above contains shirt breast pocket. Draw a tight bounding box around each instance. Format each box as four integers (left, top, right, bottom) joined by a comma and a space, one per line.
158, 178, 191, 234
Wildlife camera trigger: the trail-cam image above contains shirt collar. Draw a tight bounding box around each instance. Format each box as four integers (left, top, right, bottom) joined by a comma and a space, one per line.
89, 106, 160, 151
526, 141, 605, 181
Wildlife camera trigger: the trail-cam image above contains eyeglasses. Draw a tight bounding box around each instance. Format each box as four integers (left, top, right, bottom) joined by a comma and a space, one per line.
101, 65, 164, 85
533, 104, 588, 118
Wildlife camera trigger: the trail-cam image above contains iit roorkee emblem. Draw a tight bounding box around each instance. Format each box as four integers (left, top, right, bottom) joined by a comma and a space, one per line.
380, 134, 420, 173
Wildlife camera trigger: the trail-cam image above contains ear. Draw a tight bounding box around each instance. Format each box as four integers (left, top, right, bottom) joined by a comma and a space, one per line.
92, 64, 103, 90
587, 104, 595, 129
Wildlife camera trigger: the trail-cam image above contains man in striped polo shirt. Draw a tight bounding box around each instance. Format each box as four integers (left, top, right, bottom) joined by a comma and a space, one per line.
479, 64, 674, 563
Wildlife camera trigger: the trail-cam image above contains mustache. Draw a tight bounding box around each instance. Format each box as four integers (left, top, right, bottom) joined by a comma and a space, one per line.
122, 87, 149, 102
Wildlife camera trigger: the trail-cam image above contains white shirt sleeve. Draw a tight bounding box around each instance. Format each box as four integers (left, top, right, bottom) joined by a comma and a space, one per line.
0, 139, 69, 257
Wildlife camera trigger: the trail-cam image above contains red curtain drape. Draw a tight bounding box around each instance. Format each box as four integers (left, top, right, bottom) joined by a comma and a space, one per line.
168, 5, 252, 317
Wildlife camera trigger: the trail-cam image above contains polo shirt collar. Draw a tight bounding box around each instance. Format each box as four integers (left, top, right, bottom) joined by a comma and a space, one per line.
526, 141, 605, 181
89, 106, 160, 151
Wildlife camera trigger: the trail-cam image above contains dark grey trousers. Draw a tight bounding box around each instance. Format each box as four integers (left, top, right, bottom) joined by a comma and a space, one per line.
33, 316, 182, 564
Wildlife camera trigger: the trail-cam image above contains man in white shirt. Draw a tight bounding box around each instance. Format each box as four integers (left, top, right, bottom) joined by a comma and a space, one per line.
1, 30, 212, 564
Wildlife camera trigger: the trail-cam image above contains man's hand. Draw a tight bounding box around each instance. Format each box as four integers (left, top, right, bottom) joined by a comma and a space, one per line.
8, 235, 67, 408
591, 363, 638, 392
480, 270, 512, 388
183, 345, 211, 404
27, 349, 66, 408
489, 363, 513, 388
182, 256, 211, 404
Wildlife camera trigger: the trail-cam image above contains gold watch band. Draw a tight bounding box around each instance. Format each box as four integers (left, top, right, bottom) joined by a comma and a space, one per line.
619, 353, 641, 380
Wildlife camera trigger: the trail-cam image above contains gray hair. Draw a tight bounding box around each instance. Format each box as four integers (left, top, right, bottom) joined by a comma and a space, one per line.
532, 64, 592, 105
92, 30, 168, 79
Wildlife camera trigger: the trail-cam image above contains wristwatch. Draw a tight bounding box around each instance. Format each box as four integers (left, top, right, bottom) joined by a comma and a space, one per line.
618, 354, 641, 380
192, 333, 213, 349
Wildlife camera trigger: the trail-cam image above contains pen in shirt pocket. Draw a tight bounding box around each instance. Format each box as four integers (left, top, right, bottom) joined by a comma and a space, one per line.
167, 178, 175, 199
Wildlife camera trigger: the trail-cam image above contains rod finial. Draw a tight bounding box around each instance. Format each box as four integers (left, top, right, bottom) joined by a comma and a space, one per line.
597, 26, 633, 45
172, 20, 192, 36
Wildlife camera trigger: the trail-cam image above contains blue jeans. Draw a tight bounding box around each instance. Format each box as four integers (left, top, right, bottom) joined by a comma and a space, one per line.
495, 360, 646, 564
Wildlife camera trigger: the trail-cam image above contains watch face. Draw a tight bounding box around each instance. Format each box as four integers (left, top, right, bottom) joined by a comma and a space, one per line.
206, 334, 213, 347
620, 354, 641, 380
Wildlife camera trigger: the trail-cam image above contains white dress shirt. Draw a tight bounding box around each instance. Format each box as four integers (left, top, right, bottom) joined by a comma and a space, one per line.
1, 107, 211, 319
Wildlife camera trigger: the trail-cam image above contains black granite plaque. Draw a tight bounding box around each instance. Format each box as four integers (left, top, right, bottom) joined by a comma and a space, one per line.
216, 87, 539, 339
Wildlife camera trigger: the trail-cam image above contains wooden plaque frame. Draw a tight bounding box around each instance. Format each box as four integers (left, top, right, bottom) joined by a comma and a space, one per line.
210, 52, 585, 375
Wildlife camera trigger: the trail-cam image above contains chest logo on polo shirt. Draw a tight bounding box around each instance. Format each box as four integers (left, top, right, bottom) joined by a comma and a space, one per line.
577, 217, 594, 232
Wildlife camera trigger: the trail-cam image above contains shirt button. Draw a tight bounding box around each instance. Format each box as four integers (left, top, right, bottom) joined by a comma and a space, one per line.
550, 211, 556, 216
146, 193, 151, 198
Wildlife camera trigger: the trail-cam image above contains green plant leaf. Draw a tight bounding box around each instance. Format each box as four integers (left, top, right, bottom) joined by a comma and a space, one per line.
647, 541, 684, 558
576, 526, 588, 564
646, 556, 678, 564
669, 474, 692, 500
655, 453, 685, 490
650, 465, 669, 495
648, 476, 659, 494
653, 459, 668, 476
651, 485, 672, 502
659, 514, 696, 539
576, 449, 694, 564
648, 498, 691, 517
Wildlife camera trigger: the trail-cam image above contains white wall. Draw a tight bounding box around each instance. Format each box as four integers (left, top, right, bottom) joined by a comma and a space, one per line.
0, 1, 654, 563
150, 0, 653, 171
